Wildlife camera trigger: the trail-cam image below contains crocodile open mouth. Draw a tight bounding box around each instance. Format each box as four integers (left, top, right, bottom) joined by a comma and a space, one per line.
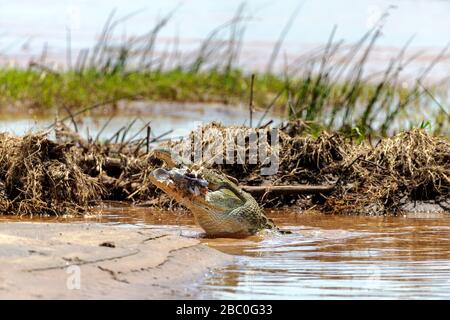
150, 168, 209, 198
149, 167, 273, 237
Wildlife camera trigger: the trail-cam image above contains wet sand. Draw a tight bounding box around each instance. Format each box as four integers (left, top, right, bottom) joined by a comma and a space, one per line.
2, 208, 450, 299
0, 222, 232, 299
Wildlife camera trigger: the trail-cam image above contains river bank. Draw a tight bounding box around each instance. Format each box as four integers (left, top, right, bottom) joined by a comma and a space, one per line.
0, 222, 231, 299
3, 210, 450, 299
0, 5, 448, 137
0, 120, 448, 217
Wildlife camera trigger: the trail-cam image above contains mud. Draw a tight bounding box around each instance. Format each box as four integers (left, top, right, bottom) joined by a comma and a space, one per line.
0, 222, 232, 299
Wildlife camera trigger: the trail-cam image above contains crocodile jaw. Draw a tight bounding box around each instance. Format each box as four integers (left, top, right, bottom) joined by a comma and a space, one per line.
149, 168, 253, 236
149, 168, 219, 212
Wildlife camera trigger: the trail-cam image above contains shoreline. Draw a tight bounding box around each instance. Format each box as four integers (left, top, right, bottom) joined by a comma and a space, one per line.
0, 125, 447, 217
0, 222, 233, 299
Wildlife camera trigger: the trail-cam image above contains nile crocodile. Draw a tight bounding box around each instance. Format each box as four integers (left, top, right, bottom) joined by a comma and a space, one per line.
149, 149, 282, 237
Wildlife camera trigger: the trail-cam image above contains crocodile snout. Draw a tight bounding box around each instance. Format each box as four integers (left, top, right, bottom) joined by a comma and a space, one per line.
151, 168, 208, 196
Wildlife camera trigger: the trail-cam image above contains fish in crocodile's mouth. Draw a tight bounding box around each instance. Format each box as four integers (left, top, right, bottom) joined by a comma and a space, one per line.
149, 168, 213, 208
149, 167, 245, 214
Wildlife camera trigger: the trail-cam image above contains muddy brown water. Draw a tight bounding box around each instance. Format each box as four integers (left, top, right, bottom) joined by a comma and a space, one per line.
2, 205, 450, 299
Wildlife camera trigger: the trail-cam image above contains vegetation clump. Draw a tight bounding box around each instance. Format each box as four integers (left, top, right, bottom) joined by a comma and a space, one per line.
166, 122, 449, 215
0, 132, 103, 215
0, 121, 447, 216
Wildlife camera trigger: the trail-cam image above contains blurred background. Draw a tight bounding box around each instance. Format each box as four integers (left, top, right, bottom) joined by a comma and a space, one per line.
1, 0, 449, 75
0, 0, 448, 138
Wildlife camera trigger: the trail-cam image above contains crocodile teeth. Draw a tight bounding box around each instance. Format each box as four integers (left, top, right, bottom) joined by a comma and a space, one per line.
192, 186, 200, 196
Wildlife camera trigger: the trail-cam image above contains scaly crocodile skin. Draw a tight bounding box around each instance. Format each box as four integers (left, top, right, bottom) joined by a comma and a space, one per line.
149, 149, 277, 237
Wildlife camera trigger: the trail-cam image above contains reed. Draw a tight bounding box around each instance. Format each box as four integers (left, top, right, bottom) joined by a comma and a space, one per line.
0, 6, 447, 137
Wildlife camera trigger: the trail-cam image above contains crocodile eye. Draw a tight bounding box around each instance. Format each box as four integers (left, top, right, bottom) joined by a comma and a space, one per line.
188, 172, 196, 178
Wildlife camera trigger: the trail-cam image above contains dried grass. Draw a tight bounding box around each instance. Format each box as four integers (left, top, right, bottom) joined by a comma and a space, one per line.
0, 133, 103, 215
166, 123, 449, 215
327, 129, 450, 214
0, 123, 447, 216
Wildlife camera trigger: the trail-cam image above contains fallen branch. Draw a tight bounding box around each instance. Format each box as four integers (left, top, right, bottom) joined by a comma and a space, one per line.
241, 184, 335, 195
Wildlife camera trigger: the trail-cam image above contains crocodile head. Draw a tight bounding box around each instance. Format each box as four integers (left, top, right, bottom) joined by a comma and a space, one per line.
150, 167, 209, 205
149, 167, 258, 237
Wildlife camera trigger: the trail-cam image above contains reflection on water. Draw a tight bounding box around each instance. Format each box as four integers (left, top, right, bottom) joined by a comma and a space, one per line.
2, 206, 450, 299
199, 214, 450, 299
0, 203, 196, 229
0, 101, 282, 139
